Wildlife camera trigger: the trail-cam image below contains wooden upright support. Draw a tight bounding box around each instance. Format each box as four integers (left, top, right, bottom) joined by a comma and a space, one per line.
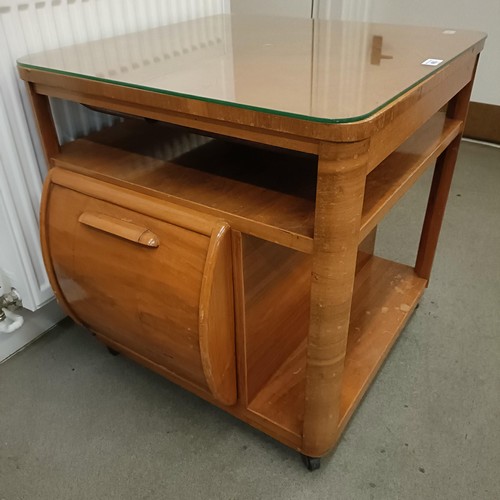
302, 140, 369, 457
415, 57, 480, 282
26, 82, 60, 168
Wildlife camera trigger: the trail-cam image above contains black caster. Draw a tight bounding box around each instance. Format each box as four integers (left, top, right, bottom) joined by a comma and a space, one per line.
301, 454, 321, 471
107, 346, 120, 356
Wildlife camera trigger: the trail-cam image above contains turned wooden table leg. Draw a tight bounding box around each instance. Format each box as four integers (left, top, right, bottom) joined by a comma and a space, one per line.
415, 56, 479, 283
302, 140, 369, 458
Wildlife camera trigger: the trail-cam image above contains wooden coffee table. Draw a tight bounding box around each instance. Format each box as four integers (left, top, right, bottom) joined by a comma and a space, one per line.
18, 15, 485, 469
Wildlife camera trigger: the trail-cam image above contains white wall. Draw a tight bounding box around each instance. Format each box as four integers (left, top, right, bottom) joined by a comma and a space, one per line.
369, 0, 500, 105
231, 0, 313, 18
230, 0, 368, 20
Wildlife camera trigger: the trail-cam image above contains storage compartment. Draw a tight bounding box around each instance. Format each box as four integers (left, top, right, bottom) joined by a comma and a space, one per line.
239, 231, 392, 438
241, 236, 312, 438
41, 168, 236, 405
245, 247, 426, 438
43, 112, 461, 437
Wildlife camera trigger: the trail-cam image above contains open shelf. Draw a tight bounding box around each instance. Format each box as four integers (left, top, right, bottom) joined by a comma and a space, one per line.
247, 255, 427, 437
54, 121, 317, 253
360, 114, 462, 241
53, 113, 460, 253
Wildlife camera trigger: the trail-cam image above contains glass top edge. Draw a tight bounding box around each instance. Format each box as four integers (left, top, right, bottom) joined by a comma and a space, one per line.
15, 51, 469, 125
18, 60, 379, 124
16, 14, 486, 124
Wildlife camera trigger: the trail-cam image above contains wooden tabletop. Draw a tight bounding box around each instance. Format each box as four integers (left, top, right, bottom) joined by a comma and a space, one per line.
18, 15, 485, 122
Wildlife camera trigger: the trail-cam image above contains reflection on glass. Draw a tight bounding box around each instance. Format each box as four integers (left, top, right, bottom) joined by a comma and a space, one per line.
370, 36, 394, 65
18, 14, 485, 122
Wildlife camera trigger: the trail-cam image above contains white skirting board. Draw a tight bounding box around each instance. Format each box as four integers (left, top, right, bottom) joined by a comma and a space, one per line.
0, 300, 66, 364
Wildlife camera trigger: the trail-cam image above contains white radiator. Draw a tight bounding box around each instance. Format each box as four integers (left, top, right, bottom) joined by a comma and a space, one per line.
0, 0, 229, 311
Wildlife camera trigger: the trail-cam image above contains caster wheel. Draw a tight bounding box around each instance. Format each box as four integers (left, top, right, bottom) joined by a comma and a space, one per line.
301, 454, 321, 471
107, 346, 120, 356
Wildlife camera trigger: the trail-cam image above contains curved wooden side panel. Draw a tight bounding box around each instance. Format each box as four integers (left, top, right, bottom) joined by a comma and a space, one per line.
39, 169, 83, 325
199, 223, 237, 406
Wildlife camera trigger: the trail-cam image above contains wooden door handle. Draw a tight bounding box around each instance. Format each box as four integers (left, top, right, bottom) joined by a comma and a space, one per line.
78, 212, 160, 247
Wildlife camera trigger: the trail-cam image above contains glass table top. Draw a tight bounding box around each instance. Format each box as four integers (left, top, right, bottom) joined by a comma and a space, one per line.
17, 14, 486, 123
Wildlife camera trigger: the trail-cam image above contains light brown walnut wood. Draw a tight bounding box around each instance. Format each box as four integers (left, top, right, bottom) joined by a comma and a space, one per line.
364, 48, 478, 173
25, 82, 59, 167
78, 211, 160, 247
248, 255, 426, 442
231, 230, 249, 404
357, 227, 377, 272
39, 171, 81, 324
53, 113, 461, 256
337, 257, 426, 434
49, 167, 215, 236
249, 338, 307, 437
302, 140, 369, 457
18, 43, 483, 145
360, 114, 462, 241
242, 233, 377, 414
54, 132, 316, 253
43, 169, 236, 404
20, 25, 484, 461
415, 57, 480, 282
242, 237, 312, 404
199, 222, 237, 406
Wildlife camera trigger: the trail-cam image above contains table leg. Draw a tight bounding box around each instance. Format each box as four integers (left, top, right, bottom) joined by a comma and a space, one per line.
415, 56, 479, 282
302, 140, 369, 457
25, 83, 60, 168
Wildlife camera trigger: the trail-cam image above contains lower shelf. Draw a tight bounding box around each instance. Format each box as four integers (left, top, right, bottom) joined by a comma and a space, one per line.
248, 255, 427, 438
